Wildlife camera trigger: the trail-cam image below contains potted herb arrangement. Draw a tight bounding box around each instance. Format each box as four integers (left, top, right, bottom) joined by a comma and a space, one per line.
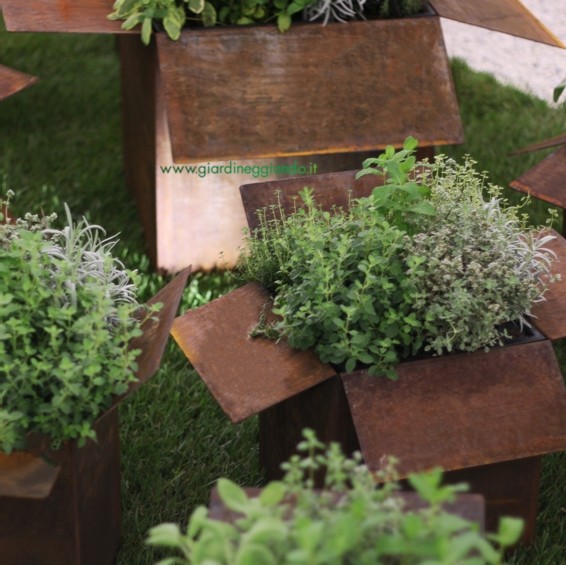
1, 1, 562, 273
0, 192, 190, 564
171, 139, 566, 544
147, 430, 523, 564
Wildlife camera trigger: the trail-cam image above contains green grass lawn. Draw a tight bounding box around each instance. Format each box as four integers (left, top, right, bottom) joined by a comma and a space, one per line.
1, 25, 565, 564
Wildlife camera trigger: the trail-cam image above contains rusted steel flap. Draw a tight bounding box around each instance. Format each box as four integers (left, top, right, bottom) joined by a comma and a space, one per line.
429, 0, 565, 47
529, 230, 566, 341
121, 266, 191, 398
509, 146, 566, 210
1, 0, 134, 33
511, 133, 566, 156
157, 17, 462, 162
0, 453, 60, 499
171, 283, 336, 423
0, 65, 38, 101
240, 170, 378, 231
342, 340, 566, 478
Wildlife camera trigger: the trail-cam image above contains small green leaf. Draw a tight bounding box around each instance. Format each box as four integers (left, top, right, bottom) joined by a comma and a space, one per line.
277, 13, 292, 32
258, 481, 286, 507
187, 0, 205, 14
146, 523, 182, 547
217, 478, 249, 513
493, 517, 524, 547
141, 17, 153, 45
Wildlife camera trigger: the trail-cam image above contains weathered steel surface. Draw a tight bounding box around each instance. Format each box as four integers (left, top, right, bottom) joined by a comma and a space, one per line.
0, 65, 37, 101
118, 36, 159, 269
510, 145, 566, 210
123, 265, 191, 396
0, 452, 60, 500
1, 0, 133, 33
119, 37, 392, 273
260, 376, 359, 480
157, 17, 462, 162
444, 456, 540, 544
240, 149, 434, 231
429, 0, 565, 47
342, 340, 566, 478
0, 408, 121, 564
171, 283, 336, 423
209, 487, 485, 531
529, 230, 566, 341
511, 133, 566, 155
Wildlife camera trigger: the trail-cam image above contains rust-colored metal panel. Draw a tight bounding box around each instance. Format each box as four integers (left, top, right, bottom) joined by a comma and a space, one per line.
239, 148, 434, 231
0, 452, 60, 500
171, 283, 336, 423
260, 376, 359, 480
124, 266, 191, 396
509, 145, 566, 210
0, 65, 37, 101
444, 456, 541, 544
1, 0, 134, 33
429, 0, 565, 47
0, 408, 121, 564
342, 340, 566, 478
511, 133, 566, 155
157, 17, 463, 162
530, 230, 566, 341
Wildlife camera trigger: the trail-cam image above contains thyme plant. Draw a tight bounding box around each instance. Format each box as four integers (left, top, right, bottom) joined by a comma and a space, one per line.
237, 141, 557, 378
147, 430, 523, 564
0, 193, 151, 453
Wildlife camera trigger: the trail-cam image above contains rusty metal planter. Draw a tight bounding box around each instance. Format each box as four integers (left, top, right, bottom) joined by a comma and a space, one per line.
115, 0, 563, 273
172, 170, 566, 545
0, 267, 190, 565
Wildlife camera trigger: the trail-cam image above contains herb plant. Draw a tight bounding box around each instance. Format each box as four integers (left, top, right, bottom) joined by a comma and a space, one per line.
147, 429, 523, 564
0, 193, 151, 453
237, 139, 557, 378
109, 0, 426, 42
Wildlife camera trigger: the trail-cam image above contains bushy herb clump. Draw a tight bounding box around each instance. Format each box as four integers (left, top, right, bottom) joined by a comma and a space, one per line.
0, 193, 149, 453
237, 139, 557, 378
147, 429, 522, 564
109, 0, 426, 44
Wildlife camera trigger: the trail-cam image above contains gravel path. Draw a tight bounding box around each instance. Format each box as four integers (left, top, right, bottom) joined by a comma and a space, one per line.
441, 0, 566, 105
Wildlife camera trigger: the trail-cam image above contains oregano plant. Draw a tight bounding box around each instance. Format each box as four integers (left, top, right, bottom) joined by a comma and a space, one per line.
0, 192, 157, 453
147, 429, 523, 564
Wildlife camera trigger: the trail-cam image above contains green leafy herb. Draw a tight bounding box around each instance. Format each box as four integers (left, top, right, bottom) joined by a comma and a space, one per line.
0, 193, 155, 453
147, 429, 522, 564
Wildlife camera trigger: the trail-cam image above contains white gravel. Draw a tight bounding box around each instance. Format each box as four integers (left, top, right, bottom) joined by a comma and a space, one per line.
440, 0, 566, 105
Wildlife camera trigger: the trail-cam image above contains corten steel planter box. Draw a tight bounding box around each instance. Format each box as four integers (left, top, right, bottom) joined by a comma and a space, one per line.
0, 267, 190, 565
171, 171, 566, 545
1, 1, 562, 273
115, 0, 564, 274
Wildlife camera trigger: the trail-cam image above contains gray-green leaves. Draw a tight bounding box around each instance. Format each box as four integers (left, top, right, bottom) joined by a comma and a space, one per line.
0, 195, 149, 453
